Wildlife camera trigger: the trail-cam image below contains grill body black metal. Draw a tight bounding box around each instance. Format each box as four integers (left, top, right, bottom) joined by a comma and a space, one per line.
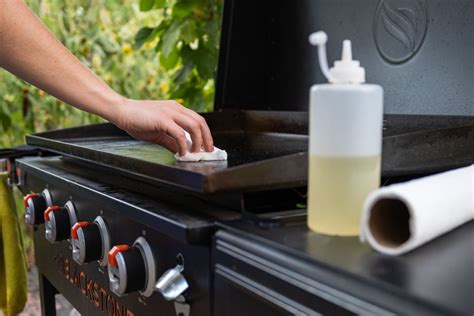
17, 157, 474, 315
20, 157, 222, 315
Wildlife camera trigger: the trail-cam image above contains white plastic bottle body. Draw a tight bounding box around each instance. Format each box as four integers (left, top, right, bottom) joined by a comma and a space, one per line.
308, 84, 383, 236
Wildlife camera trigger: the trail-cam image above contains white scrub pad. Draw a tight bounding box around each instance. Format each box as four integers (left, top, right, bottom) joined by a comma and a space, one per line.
175, 131, 228, 162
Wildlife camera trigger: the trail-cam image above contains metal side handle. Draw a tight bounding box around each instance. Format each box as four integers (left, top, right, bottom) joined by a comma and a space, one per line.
154, 265, 189, 301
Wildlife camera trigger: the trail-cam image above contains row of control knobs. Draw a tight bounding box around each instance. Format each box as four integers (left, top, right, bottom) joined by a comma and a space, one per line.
23, 189, 188, 301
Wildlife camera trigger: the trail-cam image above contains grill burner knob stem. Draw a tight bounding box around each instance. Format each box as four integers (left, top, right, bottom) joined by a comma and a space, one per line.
107, 237, 156, 297
71, 216, 110, 266
24, 189, 53, 225
44, 201, 77, 243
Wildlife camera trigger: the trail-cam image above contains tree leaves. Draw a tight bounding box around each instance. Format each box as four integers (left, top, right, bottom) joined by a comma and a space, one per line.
191, 45, 217, 80
173, 0, 195, 18
136, 0, 223, 111
180, 20, 197, 44
160, 20, 181, 58
0, 110, 12, 132
154, 0, 167, 9
139, 0, 156, 11
160, 45, 180, 69
134, 27, 154, 48
140, 0, 167, 11
172, 60, 193, 86
96, 34, 119, 54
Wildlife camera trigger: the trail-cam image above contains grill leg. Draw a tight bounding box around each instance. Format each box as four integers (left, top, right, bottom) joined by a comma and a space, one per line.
39, 274, 57, 316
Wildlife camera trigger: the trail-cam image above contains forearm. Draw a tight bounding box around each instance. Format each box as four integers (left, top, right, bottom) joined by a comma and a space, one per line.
0, 0, 123, 122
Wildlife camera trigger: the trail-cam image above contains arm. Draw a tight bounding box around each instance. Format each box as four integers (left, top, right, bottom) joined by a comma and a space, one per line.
0, 0, 213, 155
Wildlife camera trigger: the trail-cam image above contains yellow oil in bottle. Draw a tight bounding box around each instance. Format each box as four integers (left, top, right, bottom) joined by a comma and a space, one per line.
307, 155, 381, 236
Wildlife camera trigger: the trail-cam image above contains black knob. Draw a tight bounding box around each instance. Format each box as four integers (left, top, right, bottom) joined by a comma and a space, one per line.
108, 245, 147, 296
71, 222, 103, 264
24, 193, 47, 225
44, 206, 71, 243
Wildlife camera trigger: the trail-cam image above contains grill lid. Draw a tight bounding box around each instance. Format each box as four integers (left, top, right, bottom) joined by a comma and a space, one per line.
215, 0, 473, 116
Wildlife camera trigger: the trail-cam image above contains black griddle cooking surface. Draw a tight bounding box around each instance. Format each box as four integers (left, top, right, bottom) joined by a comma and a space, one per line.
26, 111, 474, 193
26, 111, 309, 193
66, 132, 306, 168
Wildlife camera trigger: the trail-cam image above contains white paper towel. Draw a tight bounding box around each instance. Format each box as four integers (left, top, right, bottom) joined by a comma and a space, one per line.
360, 165, 474, 255
175, 131, 228, 162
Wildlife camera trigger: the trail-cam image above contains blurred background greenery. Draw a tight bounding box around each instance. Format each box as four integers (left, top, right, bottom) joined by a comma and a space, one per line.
0, 0, 222, 148
1, 0, 222, 269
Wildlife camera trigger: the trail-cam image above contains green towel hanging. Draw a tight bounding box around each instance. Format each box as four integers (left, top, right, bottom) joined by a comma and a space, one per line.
0, 171, 28, 315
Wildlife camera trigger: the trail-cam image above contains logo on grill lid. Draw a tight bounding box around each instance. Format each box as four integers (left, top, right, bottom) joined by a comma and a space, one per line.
374, 0, 428, 64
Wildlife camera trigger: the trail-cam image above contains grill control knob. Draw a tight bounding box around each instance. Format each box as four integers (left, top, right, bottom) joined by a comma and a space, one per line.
44, 201, 77, 243
71, 216, 110, 266
107, 237, 156, 297
24, 189, 53, 225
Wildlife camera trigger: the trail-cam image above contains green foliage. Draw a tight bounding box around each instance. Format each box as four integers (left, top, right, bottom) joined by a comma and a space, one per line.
0, 0, 222, 148
135, 0, 223, 113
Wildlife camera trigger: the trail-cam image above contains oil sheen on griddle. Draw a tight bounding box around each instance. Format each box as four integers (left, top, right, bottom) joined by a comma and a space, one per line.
308, 31, 383, 236
308, 155, 380, 235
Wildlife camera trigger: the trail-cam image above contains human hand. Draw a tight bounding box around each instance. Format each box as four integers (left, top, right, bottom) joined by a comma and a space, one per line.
111, 98, 214, 156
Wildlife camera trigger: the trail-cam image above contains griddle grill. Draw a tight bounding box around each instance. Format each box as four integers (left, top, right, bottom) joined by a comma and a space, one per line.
3, 0, 473, 315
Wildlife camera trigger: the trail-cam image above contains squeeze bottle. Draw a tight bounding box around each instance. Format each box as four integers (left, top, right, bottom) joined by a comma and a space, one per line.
307, 31, 383, 236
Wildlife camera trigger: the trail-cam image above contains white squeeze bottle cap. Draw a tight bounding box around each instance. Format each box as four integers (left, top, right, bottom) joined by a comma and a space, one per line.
309, 31, 365, 84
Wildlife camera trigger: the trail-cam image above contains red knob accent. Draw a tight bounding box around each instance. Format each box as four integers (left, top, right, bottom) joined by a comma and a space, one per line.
44, 206, 61, 221
108, 245, 130, 268
23, 193, 39, 207
71, 222, 90, 240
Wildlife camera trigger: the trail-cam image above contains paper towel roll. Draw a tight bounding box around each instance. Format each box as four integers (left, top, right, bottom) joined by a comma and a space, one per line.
360, 165, 474, 255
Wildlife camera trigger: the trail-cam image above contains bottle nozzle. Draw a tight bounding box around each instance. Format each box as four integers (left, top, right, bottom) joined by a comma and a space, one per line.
309, 31, 365, 84
342, 40, 352, 61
